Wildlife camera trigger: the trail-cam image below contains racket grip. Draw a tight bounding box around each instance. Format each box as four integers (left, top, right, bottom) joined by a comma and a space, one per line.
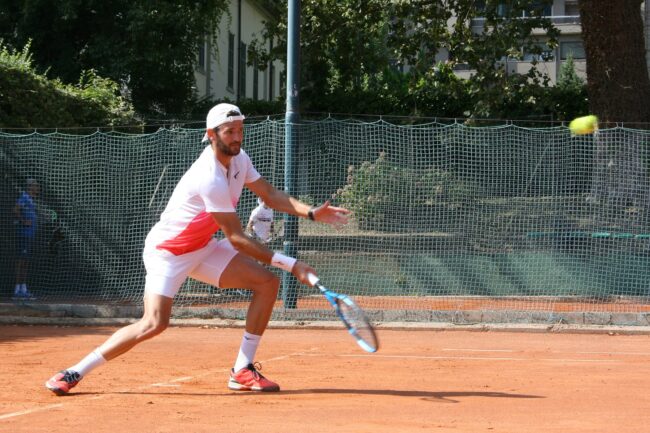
306, 273, 319, 286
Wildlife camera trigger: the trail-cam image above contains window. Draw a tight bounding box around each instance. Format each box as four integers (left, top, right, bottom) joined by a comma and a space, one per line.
253, 58, 259, 101
269, 63, 275, 100
239, 41, 247, 98
279, 69, 286, 99
198, 40, 206, 71
565, 1, 580, 16
523, 43, 554, 62
524, 2, 552, 17
227, 33, 235, 89
498, 2, 551, 17
560, 41, 585, 60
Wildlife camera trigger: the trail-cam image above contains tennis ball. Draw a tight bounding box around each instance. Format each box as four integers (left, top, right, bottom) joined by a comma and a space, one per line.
569, 115, 598, 135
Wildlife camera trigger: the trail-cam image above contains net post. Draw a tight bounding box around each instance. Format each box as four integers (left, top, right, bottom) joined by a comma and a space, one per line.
282, 0, 300, 309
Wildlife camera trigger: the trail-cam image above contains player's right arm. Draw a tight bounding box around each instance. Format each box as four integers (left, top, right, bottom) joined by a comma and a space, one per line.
211, 211, 314, 285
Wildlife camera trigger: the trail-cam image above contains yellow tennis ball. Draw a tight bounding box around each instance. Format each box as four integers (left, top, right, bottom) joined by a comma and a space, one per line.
569, 115, 599, 135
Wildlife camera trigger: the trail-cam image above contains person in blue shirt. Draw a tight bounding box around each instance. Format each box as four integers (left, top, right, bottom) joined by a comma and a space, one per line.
13, 179, 40, 299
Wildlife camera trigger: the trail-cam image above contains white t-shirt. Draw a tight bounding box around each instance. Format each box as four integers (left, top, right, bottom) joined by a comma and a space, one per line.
248, 204, 274, 242
145, 145, 261, 255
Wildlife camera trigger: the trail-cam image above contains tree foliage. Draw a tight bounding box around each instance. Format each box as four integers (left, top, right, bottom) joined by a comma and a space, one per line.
390, 0, 559, 117
252, 0, 561, 119
549, 55, 588, 121
249, 0, 394, 113
0, 0, 229, 118
0, 41, 137, 128
578, 0, 650, 125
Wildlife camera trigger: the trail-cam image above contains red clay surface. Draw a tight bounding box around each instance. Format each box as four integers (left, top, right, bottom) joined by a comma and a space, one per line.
220, 295, 650, 313
2, 325, 650, 433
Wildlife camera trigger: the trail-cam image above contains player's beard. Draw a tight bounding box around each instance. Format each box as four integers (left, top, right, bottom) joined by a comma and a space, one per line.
215, 134, 241, 156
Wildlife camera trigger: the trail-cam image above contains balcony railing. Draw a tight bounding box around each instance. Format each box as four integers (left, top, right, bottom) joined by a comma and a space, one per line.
471, 15, 581, 28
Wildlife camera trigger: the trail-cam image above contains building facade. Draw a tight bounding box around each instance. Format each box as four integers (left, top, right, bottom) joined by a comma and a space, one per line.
194, 0, 283, 103
451, 0, 586, 83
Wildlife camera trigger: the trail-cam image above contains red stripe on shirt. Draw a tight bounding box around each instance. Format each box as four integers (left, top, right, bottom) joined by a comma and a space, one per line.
156, 211, 220, 255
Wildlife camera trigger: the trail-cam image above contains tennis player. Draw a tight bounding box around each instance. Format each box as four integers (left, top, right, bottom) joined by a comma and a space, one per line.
246, 197, 275, 243
45, 103, 350, 395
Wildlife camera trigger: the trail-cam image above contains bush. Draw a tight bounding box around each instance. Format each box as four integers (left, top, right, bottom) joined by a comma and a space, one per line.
0, 41, 139, 129
338, 152, 471, 232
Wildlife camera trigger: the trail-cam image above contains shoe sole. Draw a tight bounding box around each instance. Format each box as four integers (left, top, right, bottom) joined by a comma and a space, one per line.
45, 382, 68, 396
228, 379, 279, 392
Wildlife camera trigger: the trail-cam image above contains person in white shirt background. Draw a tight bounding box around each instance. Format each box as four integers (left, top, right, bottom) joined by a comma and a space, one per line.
246, 197, 275, 244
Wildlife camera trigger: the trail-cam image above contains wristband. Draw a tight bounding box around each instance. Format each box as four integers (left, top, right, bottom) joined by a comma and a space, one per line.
271, 252, 297, 272
307, 208, 315, 221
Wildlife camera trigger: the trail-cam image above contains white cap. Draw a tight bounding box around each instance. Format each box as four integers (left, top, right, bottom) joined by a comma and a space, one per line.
202, 103, 245, 142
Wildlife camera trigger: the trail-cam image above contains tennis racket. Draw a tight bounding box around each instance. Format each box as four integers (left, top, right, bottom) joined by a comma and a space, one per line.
307, 273, 379, 353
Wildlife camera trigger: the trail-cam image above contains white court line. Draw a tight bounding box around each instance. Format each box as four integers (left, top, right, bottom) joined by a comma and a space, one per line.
315, 353, 620, 363
443, 348, 650, 357
0, 403, 63, 421
574, 351, 650, 356
169, 376, 194, 383
442, 348, 515, 353
0, 349, 315, 422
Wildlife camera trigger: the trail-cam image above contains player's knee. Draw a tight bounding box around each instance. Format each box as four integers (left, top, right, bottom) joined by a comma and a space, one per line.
262, 272, 280, 296
139, 316, 169, 338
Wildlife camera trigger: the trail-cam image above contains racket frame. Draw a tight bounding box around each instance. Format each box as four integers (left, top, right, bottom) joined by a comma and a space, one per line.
311, 278, 378, 353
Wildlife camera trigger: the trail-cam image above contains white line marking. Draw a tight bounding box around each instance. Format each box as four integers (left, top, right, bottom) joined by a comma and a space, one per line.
336, 354, 527, 361
540, 358, 618, 363
305, 353, 619, 363
0, 349, 313, 422
0, 403, 64, 420
170, 376, 194, 383
574, 351, 650, 356
442, 348, 515, 353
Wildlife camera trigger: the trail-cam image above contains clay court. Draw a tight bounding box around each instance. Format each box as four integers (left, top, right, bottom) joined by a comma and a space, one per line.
2, 324, 650, 433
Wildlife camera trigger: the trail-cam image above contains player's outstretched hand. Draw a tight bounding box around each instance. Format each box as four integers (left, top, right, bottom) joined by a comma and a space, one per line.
292, 261, 317, 286
311, 201, 350, 228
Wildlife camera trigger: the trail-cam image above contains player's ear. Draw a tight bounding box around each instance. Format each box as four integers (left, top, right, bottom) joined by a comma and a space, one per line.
206, 128, 215, 143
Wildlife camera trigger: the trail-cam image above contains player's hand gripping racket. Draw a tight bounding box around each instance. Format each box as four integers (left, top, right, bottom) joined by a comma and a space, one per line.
307, 273, 379, 353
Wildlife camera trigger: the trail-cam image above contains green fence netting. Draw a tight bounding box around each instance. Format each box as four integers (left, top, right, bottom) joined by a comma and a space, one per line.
2, 119, 650, 321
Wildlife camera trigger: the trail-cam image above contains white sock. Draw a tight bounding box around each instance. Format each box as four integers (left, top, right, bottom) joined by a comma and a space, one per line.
69, 349, 107, 377
14, 284, 21, 295
233, 332, 261, 372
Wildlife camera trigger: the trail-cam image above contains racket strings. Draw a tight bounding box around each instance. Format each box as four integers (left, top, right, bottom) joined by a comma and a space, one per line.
338, 300, 375, 343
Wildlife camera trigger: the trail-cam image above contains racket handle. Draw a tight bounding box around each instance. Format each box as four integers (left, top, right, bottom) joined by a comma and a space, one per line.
306, 273, 320, 286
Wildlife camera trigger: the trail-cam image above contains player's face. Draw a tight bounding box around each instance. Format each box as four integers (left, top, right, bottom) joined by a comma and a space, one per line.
214, 120, 244, 156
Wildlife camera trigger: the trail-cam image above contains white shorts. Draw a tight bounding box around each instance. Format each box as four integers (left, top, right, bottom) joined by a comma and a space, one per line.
143, 238, 238, 298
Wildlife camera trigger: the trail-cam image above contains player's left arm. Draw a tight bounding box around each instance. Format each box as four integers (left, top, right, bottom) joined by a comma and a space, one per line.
246, 177, 351, 226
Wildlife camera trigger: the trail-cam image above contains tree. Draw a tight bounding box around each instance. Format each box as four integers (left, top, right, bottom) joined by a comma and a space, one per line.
0, 41, 137, 128
579, 0, 650, 125
0, 0, 229, 118
249, 0, 395, 113
389, 0, 559, 119
252, 0, 560, 119
578, 0, 650, 222
551, 55, 588, 120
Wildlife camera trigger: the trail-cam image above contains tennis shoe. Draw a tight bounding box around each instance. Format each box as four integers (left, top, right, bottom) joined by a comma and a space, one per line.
45, 370, 82, 396
228, 362, 280, 392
